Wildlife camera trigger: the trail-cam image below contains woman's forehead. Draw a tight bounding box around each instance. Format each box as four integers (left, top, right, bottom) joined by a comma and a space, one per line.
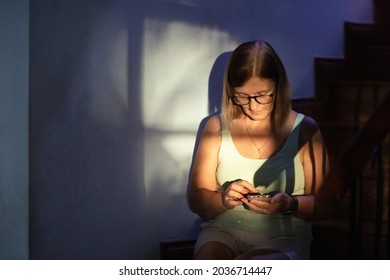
235, 77, 275, 93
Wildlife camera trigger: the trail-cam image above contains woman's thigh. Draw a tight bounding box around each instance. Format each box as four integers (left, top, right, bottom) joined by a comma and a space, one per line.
193, 224, 310, 260
193, 226, 241, 259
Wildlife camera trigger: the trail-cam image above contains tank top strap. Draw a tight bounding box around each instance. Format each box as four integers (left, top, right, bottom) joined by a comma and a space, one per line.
219, 114, 230, 139
292, 113, 304, 130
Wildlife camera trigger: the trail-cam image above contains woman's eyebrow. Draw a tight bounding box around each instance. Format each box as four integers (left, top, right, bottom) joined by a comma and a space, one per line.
234, 89, 273, 95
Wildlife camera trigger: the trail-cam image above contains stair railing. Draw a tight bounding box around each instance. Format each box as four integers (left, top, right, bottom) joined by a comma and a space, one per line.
313, 90, 390, 259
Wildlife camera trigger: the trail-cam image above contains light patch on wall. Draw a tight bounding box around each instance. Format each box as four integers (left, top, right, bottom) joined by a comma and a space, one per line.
141, 17, 236, 131
144, 132, 195, 199
141, 18, 236, 203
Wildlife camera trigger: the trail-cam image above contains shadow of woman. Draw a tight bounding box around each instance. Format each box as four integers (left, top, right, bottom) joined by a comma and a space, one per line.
208, 51, 232, 114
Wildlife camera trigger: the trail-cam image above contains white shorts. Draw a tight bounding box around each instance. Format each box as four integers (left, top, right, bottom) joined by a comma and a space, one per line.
193, 222, 311, 259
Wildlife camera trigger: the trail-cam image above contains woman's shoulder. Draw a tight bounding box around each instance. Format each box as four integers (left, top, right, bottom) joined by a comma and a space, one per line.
294, 111, 321, 143
202, 114, 223, 136
300, 113, 320, 135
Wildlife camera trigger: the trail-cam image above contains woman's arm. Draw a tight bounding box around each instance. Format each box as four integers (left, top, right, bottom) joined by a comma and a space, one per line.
295, 115, 329, 220
187, 115, 257, 220
187, 115, 227, 220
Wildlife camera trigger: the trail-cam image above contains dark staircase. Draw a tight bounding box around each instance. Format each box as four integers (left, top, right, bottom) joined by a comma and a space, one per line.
293, 0, 390, 259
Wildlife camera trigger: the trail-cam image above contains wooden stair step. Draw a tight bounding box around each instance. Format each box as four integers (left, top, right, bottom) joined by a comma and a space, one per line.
374, 0, 390, 32
344, 22, 384, 53
352, 46, 390, 80
315, 58, 349, 102
292, 97, 325, 121
330, 81, 390, 122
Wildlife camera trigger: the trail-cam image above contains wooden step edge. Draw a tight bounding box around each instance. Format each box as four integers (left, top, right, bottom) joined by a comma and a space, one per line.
314, 58, 349, 82
315, 57, 347, 67
292, 97, 322, 106
333, 80, 390, 87
344, 21, 378, 34
318, 121, 362, 129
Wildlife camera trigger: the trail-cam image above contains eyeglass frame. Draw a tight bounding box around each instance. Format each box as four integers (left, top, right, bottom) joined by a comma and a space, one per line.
231, 92, 275, 106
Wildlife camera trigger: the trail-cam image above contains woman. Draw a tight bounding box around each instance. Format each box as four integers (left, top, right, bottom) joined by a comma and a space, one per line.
187, 40, 328, 259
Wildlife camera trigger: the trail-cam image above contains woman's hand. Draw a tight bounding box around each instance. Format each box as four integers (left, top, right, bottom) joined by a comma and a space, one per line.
222, 180, 258, 209
243, 192, 292, 214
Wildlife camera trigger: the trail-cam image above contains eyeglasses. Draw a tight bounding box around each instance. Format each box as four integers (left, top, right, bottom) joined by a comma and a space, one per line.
232, 93, 274, 105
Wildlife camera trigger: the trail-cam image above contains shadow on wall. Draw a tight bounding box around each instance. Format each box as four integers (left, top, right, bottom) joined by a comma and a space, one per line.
208, 51, 232, 114
29, 0, 148, 259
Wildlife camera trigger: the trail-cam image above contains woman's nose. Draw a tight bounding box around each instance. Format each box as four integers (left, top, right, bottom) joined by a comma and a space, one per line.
248, 98, 260, 110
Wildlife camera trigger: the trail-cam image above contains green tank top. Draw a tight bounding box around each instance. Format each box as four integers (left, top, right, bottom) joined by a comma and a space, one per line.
212, 113, 311, 238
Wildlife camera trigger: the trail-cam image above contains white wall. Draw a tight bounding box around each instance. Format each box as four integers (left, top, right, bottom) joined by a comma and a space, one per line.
26, 0, 373, 259
0, 0, 29, 259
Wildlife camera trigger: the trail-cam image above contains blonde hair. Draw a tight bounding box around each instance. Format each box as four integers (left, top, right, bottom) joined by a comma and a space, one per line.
221, 40, 291, 131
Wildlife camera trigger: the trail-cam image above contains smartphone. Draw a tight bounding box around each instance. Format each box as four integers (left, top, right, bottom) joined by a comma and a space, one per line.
245, 193, 272, 202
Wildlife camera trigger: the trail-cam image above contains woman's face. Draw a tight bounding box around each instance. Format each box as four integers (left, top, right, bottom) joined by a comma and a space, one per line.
233, 76, 275, 121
